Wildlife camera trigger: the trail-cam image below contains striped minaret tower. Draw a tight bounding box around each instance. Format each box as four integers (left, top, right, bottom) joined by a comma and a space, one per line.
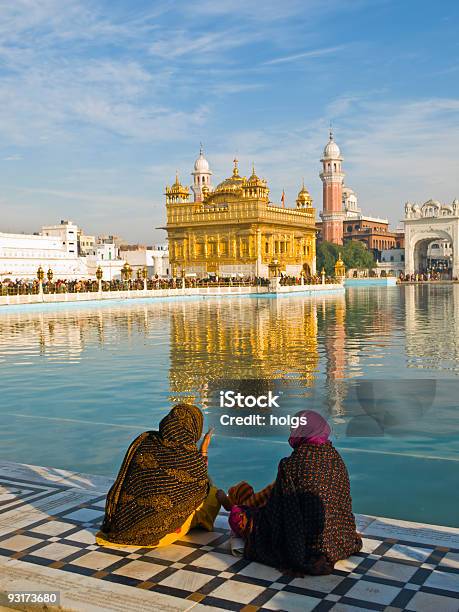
320, 129, 345, 244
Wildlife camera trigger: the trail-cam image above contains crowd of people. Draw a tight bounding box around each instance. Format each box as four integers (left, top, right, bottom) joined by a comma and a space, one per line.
0, 276, 261, 294
279, 274, 335, 286
398, 271, 454, 282
0, 273, 339, 295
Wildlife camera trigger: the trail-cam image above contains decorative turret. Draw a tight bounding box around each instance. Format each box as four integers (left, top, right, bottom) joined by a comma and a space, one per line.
296, 179, 313, 209
191, 145, 212, 202
243, 164, 269, 201
334, 252, 346, 280
165, 172, 190, 204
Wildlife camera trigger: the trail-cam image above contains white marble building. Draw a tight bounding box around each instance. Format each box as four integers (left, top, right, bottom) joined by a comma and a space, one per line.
1, 216, 169, 282
122, 245, 169, 277
85, 236, 125, 281
404, 198, 459, 277
377, 248, 405, 276
0, 227, 87, 281
41, 220, 79, 256
342, 186, 361, 218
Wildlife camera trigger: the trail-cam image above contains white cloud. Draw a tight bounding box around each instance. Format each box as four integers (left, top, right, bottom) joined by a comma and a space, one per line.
263, 45, 346, 66
21, 187, 152, 208
0, 1, 457, 244
0, 1, 206, 145
185, 0, 314, 22
2, 154, 23, 161
322, 96, 459, 220
149, 28, 263, 63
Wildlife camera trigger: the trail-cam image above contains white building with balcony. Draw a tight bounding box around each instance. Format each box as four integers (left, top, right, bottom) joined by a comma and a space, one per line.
0, 224, 87, 281
122, 245, 169, 277
85, 236, 125, 281
41, 220, 79, 256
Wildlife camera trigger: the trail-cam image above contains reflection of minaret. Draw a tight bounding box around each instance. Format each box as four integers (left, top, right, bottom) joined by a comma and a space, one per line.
323, 296, 347, 416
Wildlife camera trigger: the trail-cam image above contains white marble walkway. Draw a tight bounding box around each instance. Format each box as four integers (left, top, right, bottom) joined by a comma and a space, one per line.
0, 461, 458, 612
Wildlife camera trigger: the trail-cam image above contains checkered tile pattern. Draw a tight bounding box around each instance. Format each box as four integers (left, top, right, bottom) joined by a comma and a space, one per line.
0, 466, 458, 611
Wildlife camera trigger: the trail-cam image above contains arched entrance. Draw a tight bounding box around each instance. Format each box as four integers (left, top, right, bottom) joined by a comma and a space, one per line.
404, 199, 459, 278
410, 233, 454, 278
413, 237, 453, 277
302, 263, 311, 277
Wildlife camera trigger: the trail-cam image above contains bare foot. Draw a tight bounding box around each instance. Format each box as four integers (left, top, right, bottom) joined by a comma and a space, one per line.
216, 489, 232, 511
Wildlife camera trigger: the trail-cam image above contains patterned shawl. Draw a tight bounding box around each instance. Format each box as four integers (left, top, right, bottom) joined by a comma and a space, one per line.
99, 404, 209, 546
245, 442, 361, 574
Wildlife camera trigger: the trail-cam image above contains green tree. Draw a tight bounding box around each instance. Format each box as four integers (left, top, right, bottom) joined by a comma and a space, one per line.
317, 241, 340, 276
317, 240, 375, 276
342, 240, 375, 271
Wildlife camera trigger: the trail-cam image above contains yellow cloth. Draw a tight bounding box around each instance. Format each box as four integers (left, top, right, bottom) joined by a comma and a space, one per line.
96, 486, 220, 549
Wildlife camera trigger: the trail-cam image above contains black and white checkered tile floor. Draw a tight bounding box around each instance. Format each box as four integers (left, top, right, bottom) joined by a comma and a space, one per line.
0, 461, 458, 612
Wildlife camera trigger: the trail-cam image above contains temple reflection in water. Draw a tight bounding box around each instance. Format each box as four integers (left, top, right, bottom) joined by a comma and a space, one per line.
0, 294, 355, 418
6, 285, 457, 425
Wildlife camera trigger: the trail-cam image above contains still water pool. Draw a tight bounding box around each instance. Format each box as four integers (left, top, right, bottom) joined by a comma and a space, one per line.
1, 285, 458, 526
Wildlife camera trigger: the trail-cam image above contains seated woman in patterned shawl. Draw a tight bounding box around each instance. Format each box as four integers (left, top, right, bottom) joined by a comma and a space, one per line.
218, 410, 362, 575
97, 404, 220, 548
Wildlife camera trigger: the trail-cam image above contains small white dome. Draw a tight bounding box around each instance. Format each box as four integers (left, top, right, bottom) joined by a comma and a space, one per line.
194, 145, 211, 173
194, 153, 209, 172
323, 131, 341, 159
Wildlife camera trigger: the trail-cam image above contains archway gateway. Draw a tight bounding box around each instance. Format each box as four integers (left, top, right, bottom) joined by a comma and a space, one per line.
404, 199, 459, 278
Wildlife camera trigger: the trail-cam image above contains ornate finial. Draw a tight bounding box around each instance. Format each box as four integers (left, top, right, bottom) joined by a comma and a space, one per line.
175, 170, 179, 184
252, 162, 255, 175
233, 157, 239, 177
329, 122, 334, 141
199, 142, 203, 156
302, 177, 305, 189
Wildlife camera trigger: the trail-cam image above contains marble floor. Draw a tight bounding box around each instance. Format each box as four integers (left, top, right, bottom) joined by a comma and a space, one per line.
0, 461, 458, 612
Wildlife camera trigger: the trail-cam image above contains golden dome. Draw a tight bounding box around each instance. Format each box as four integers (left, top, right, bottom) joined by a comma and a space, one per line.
214, 158, 246, 194
296, 179, 312, 207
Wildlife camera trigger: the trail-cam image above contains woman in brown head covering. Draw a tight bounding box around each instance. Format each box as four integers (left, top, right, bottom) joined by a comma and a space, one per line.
97, 404, 219, 547
220, 410, 362, 575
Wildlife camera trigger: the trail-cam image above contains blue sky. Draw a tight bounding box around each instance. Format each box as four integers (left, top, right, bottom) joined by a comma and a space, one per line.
0, 0, 458, 243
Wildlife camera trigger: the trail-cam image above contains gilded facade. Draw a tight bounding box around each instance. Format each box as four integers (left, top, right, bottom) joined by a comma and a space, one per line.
163, 151, 317, 278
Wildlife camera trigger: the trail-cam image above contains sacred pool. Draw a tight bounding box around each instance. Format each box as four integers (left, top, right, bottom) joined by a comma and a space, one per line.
1, 285, 458, 527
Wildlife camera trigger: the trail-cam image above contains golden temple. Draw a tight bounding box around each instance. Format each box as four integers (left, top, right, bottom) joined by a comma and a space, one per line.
163, 151, 317, 278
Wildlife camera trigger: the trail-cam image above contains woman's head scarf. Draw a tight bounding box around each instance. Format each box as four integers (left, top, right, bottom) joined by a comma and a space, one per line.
288, 410, 331, 449
99, 403, 208, 546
